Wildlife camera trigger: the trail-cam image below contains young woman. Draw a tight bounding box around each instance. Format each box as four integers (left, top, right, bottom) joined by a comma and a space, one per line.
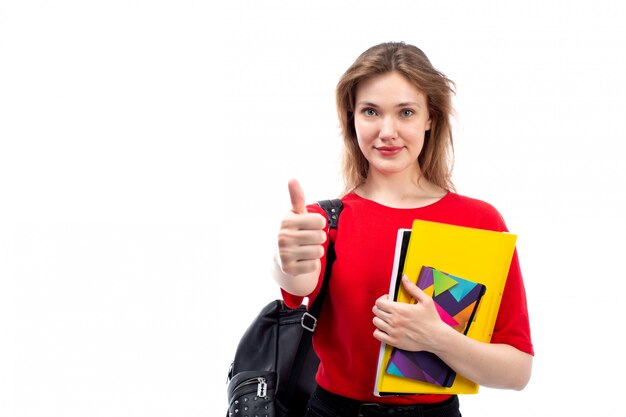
274, 42, 533, 417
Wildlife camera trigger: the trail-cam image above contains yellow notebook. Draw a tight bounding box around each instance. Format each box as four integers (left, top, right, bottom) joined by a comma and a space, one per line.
374, 219, 517, 396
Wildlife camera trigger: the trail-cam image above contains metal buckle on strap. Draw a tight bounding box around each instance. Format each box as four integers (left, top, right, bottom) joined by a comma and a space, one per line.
301, 312, 317, 332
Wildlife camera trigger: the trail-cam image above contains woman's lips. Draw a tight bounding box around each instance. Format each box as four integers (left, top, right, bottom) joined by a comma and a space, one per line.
376, 146, 404, 156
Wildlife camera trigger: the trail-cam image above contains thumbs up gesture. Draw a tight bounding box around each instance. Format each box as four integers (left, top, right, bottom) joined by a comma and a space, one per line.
276, 179, 327, 293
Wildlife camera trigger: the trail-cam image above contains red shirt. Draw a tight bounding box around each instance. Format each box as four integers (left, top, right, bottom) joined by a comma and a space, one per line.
282, 192, 534, 404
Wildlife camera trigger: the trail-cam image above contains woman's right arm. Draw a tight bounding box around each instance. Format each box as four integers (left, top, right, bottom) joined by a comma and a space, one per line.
273, 179, 327, 297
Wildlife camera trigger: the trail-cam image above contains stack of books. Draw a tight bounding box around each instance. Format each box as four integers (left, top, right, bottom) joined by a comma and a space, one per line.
374, 220, 517, 396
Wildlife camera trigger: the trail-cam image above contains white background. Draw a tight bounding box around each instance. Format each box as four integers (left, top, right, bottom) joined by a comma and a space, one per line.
1, 1, 625, 416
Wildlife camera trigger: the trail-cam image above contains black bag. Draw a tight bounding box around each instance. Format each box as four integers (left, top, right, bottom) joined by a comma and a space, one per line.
226, 199, 343, 417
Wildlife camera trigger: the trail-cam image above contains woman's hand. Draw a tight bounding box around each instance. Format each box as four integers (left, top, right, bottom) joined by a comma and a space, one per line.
372, 275, 449, 351
273, 179, 327, 296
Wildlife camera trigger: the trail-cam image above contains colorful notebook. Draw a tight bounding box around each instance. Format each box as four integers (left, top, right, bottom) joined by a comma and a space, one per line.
374, 220, 517, 396
385, 266, 486, 387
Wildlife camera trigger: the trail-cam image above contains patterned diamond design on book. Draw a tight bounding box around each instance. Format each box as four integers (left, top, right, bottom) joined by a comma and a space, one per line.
386, 266, 486, 387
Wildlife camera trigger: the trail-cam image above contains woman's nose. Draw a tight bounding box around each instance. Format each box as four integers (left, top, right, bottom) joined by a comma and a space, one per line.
379, 116, 397, 140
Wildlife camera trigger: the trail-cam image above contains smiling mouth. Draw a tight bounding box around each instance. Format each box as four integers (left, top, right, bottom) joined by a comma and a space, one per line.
376, 146, 404, 156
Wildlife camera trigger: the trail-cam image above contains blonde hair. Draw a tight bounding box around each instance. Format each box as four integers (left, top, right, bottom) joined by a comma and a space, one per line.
336, 42, 456, 194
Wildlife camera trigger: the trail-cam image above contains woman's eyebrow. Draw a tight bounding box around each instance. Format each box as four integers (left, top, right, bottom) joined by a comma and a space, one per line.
355, 100, 423, 108
355, 101, 379, 107
396, 101, 423, 108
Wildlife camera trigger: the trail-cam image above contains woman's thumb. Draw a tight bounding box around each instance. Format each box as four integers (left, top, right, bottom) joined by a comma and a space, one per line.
401, 275, 428, 303
288, 179, 307, 214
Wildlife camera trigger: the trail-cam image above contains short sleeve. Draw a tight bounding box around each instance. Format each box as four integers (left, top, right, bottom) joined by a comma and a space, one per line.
490, 249, 534, 355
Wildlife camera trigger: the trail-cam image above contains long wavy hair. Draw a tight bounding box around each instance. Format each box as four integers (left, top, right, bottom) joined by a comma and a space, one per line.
336, 42, 457, 194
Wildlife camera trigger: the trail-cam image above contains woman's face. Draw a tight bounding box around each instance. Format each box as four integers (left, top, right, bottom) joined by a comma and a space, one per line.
353, 71, 431, 178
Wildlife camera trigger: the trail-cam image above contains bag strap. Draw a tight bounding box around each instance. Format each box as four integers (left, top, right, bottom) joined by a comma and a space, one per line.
280, 198, 342, 409
303, 198, 343, 330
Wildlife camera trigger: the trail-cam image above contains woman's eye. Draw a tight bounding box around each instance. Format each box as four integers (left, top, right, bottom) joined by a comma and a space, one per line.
363, 108, 377, 116
401, 109, 414, 117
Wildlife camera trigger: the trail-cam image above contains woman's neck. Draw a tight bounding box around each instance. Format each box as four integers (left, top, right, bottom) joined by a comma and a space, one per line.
355, 171, 447, 209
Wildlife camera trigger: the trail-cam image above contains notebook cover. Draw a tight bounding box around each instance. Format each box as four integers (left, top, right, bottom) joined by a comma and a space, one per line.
385, 266, 486, 387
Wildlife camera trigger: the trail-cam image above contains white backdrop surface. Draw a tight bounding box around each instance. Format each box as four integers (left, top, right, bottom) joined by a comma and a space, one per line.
1, 1, 625, 416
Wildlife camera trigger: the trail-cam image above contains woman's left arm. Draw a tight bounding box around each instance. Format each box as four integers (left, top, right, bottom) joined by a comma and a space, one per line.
372, 276, 533, 390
